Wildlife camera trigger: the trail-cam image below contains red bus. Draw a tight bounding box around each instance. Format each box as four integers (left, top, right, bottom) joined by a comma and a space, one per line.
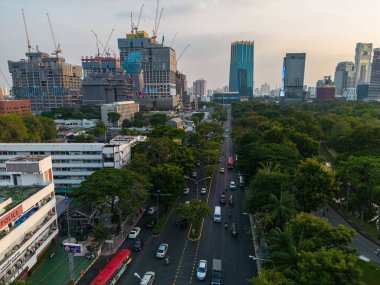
227, 156, 234, 169
90, 249, 132, 285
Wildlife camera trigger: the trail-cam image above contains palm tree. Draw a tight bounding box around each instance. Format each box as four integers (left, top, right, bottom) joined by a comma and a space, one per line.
263, 190, 298, 230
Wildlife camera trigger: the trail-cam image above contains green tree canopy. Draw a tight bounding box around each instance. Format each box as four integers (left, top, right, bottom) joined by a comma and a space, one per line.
107, 112, 121, 126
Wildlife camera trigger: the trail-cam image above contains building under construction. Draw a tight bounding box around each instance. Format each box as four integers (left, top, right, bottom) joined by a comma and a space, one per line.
8, 52, 82, 113
81, 56, 134, 106
118, 30, 179, 110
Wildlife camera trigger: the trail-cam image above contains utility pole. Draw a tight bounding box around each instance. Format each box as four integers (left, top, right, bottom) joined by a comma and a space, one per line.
65, 192, 75, 284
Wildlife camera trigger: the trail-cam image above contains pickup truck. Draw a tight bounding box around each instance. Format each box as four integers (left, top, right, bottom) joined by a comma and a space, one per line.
211, 259, 222, 285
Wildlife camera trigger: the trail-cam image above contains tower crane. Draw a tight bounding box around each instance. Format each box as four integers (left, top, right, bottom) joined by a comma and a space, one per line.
21, 8, 32, 53
170, 32, 177, 48
153, 8, 163, 40
102, 28, 114, 57
46, 13, 62, 57
0, 68, 12, 96
177, 44, 190, 62
91, 30, 101, 57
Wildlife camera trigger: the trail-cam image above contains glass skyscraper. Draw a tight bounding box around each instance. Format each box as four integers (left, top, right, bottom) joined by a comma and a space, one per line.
280, 53, 306, 100
229, 41, 254, 98
368, 48, 380, 100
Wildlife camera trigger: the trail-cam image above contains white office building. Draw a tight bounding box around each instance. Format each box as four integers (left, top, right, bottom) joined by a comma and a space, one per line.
354, 43, 373, 85
0, 139, 143, 190
0, 156, 58, 284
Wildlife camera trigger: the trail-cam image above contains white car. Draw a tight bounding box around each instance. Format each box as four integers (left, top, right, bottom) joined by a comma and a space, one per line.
128, 227, 141, 239
184, 187, 190, 195
185, 200, 190, 206
192, 171, 197, 178
229, 181, 236, 189
140, 271, 155, 285
156, 243, 169, 258
196, 259, 207, 280
147, 206, 157, 215
200, 187, 207, 195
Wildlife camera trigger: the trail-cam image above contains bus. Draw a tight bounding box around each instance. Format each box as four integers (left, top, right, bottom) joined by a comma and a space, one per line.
227, 156, 234, 169
90, 249, 132, 285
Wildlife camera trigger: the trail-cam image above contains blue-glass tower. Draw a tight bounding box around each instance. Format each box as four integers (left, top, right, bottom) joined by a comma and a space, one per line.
229, 41, 254, 98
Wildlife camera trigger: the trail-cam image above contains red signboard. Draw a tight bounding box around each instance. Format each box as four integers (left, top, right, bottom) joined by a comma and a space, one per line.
0, 204, 23, 230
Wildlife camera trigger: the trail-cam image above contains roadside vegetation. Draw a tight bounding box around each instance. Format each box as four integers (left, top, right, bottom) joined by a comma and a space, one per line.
232, 100, 380, 284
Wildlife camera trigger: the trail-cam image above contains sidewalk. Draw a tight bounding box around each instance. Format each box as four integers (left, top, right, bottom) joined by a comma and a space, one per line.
247, 214, 262, 271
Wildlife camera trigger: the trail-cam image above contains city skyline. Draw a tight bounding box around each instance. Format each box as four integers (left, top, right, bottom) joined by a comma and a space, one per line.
0, 0, 379, 90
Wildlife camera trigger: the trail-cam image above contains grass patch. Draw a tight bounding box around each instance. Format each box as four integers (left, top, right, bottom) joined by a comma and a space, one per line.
152, 202, 175, 235
358, 259, 380, 285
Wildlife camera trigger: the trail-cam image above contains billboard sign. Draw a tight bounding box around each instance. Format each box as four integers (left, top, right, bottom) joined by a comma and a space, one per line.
0, 204, 23, 230
63, 243, 82, 253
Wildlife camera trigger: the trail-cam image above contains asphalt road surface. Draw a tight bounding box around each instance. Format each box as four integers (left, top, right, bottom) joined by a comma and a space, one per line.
78, 106, 257, 284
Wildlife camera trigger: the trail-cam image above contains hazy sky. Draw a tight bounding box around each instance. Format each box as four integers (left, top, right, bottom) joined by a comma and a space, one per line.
0, 0, 379, 90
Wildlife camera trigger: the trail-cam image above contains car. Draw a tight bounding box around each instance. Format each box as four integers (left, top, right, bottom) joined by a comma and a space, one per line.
201, 187, 207, 195
224, 134, 228, 138
196, 259, 207, 280
219, 194, 226, 204
146, 218, 156, 229
140, 271, 155, 285
183, 187, 190, 195
229, 181, 236, 190
192, 171, 197, 178
185, 200, 190, 206
225, 129, 229, 132
133, 240, 144, 251
156, 243, 169, 258
219, 167, 225, 173
128, 227, 141, 239
179, 219, 189, 228
147, 206, 157, 215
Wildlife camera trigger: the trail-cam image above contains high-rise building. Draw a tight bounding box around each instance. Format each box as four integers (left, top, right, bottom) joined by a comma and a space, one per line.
354, 43, 373, 85
118, 31, 179, 110
334, 61, 355, 96
368, 48, 380, 100
193, 79, 207, 97
229, 41, 254, 98
8, 52, 82, 113
280, 53, 306, 100
260, 83, 270, 96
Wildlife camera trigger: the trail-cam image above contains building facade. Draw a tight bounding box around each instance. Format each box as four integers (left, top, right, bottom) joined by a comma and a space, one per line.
0, 140, 142, 190
368, 48, 380, 101
0, 156, 58, 284
316, 76, 336, 100
354, 43, 373, 85
229, 41, 254, 98
118, 31, 179, 110
101, 101, 140, 127
212, 91, 240, 104
193, 79, 207, 97
0, 100, 31, 115
356, 83, 369, 100
8, 52, 82, 113
280, 53, 306, 100
334, 61, 355, 96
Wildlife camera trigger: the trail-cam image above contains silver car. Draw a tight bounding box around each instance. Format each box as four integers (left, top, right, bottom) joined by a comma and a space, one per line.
156, 243, 169, 258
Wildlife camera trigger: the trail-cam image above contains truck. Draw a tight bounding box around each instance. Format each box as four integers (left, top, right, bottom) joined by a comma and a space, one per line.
211, 259, 222, 285
227, 156, 233, 169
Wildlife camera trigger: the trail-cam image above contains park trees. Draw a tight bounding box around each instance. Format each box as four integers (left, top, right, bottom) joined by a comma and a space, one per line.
294, 158, 339, 212
176, 199, 210, 237
107, 112, 121, 127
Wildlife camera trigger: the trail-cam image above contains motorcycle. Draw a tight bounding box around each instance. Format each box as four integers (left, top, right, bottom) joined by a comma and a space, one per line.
224, 222, 228, 230
164, 256, 170, 265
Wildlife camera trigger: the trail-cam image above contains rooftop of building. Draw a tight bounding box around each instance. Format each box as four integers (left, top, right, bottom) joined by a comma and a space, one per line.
0, 186, 44, 209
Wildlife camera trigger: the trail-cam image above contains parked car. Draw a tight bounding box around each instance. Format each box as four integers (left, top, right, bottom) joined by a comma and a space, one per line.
133, 240, 144, 251
219, 194, 226, 204
219, 167, 225, 173
128, 227, 141, 239
196, 259, 208, 280
147, 206, 157, 215
156, 243, 169, 258
229, 181, 236, 190
183, 187, 190, 195
146, 218, 156, 229
192, 171, 197, 178
201, 187, 207, 195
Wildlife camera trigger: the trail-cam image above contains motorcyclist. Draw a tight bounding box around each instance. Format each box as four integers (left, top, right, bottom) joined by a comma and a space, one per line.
165, 256, 170, 265
224, 222, 228, 229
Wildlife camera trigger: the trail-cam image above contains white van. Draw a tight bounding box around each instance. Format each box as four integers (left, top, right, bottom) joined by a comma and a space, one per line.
140, 271, 155, 285
214, 206, 221, 222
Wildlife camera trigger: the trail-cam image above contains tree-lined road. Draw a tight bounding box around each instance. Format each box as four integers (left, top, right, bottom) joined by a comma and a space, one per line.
78, 106, 257, 285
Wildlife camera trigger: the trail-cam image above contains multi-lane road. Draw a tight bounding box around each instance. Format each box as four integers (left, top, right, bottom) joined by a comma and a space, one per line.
78, 107, 257, 284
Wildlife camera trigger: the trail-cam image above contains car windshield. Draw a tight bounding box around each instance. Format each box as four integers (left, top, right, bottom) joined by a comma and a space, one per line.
198, 267, 205, 273
158, 246, 165, 252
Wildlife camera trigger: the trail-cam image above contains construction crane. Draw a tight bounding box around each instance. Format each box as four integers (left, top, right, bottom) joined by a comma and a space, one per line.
131, 4, 144, 34
170, 32, 177, 48
102, 28, 114, 57
21, 8, 32, 53
153, 8, 163, 40
177, 44, 190, 62
91, 30, 101, 57
46, 13, 62, 57
0, 68, 12, 95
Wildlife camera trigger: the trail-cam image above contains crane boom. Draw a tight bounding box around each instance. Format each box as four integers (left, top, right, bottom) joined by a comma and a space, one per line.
170, 32, 177, 48
46, 13, 62, 57
177, 44, 190, 62
102, 28, 114, 56
0, 69, 11, 89
136, 4, 144, 32
21, 8, 32, 53
155, 8, 163, 36
154, 0, 159, 36
91, 30, 100, 57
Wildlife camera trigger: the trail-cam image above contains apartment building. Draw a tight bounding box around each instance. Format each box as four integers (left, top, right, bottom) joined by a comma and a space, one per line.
0, 139, 143, 190
101, 101, 139, 127
0, 156, 58, 284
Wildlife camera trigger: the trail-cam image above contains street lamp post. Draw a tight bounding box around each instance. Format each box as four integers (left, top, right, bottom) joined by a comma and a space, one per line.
151, 190, 171, 222
185, 176, 211, 200
134, 272, 142, 281
249, 255, 275, 268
